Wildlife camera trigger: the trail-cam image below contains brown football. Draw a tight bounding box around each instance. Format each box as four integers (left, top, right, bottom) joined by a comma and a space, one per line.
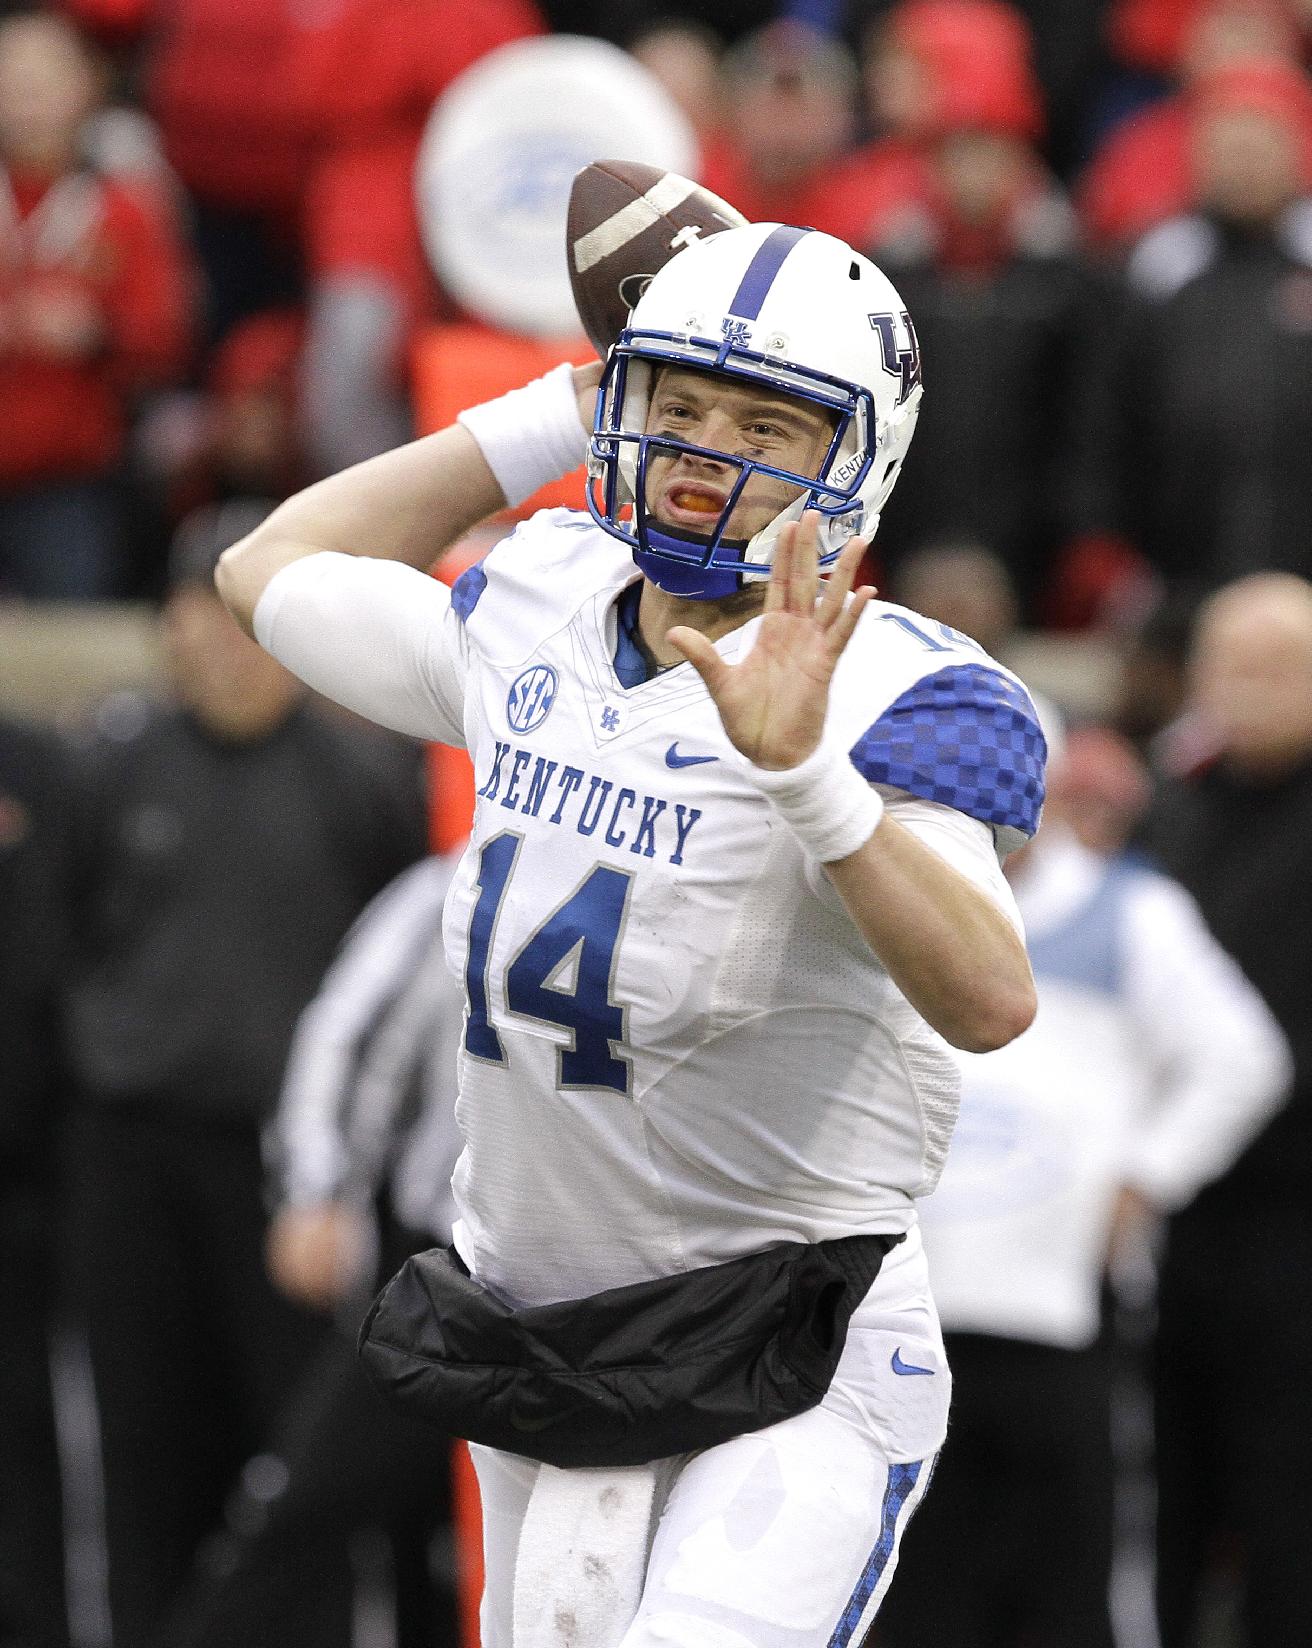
567, 159, 748, 357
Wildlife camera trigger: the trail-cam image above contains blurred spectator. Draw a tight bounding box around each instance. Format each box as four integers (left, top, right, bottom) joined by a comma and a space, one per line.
814, 0, 1054, 252
0, 10, 191, 600
1055, 721, 1155, 851
627, 18, 729, 166
698, 21, 863, 231
1111, 584, 1208, 764
0, 715, 74, 1648
147, 310, 308, 526
1144, 572, 1312, 1646
870, 0, 1047, 145
1097, 61, 1312, 589
158, 853, 466, 1648
1108, 0, 1309, 79
295, 0, 570, 477
864, 34, 1122, 619
64, 0, 544, 342
880, 716, 1290, 1648
847, 0, 1109, 180
204, 311, 306, 499
300, 145, 426, 477
60, 502, 427, 1648
790, 4, 948, 255
889, 539, 1021, 657
1080, 0, 1312, 254
130, 311, 307, 596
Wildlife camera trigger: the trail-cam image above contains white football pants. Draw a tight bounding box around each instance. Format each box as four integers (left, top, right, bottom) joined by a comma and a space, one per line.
471, 1225, 951, 1648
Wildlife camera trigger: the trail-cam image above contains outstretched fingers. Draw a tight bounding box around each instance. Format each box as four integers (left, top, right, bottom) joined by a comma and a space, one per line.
768, 514, 823, 615
764, 521, 796, 615
666, 625, 730, 696
817, 536, 867, 629
790, 511, 821, 613
828, 581, 874, 655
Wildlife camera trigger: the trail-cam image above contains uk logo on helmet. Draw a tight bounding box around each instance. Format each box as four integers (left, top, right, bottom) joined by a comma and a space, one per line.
868, 310, 922, 406
507, 665, 558, 734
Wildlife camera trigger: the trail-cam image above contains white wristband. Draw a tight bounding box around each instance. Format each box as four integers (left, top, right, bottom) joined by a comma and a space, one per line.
456, 362, 586, 508
752, 739, 885, 863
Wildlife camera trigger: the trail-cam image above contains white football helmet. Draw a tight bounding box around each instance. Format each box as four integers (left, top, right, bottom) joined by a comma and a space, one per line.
586, 222, 923, 599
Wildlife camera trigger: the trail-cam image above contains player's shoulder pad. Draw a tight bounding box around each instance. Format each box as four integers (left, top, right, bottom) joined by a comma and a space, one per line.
839, 601, 1048, 848
448, 508, 627, 663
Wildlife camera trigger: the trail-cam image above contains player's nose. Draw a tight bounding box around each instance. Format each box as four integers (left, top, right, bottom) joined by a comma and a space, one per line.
683, 408, 746, 465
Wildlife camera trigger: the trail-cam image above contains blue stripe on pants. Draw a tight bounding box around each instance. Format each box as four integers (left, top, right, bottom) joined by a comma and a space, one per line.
827, 1460, 925, 1648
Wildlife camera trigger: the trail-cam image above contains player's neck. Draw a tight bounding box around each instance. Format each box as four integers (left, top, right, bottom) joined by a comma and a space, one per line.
637, 579, 767, 670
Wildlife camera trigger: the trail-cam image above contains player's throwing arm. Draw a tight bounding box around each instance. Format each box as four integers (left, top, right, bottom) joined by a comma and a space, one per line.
215, 365, 602, 638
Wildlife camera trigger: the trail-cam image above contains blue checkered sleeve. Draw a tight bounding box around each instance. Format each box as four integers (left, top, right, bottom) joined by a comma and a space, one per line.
450, 560, 488, 623
849, 664, 1047, 837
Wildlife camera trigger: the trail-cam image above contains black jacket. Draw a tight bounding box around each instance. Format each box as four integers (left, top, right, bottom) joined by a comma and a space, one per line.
0, 718, 72, 1175
1108, 206, 1312, 587
1146, 756, 1312, 1212
66, 697, 426, 1120
873, 225, 1117, 613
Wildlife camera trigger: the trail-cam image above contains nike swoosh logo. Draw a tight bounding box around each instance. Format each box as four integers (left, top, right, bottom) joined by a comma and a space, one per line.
665, 744, 717, 769
891, 1347, 936, 1377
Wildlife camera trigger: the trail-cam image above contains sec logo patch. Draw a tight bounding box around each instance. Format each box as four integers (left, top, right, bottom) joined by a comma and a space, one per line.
507, 665, 558, 734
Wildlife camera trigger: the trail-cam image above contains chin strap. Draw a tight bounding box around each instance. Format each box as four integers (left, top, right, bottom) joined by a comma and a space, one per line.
633, 527, 745, 601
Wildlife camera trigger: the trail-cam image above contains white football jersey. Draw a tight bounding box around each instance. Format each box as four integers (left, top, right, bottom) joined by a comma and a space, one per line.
255, 508, 1045, 1307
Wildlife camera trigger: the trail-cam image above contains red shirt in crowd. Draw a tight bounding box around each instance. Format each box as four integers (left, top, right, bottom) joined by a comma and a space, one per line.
1080, 58, 1312, 252
699, 133, 933, 255
0, 166, 192, 486
1078, 99, 1195, 248
64, 0, 545, 217
1107, 0, 1302, 76
304, 133, 436, 328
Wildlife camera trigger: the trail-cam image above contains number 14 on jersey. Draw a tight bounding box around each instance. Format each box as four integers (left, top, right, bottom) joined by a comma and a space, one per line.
464, 832, 634, 1095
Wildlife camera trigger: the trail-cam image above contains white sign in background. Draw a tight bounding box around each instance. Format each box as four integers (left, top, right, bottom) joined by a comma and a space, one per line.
416, 36, 697, 337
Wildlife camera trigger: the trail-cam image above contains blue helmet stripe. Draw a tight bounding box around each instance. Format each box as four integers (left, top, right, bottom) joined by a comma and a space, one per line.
726, 225, 812, 320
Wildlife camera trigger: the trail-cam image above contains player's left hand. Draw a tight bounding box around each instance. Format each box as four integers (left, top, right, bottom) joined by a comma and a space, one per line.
667, 511, 872, 770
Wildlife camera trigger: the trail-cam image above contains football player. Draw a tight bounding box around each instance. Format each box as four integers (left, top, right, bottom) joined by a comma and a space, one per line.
218, 223, 1044, 1647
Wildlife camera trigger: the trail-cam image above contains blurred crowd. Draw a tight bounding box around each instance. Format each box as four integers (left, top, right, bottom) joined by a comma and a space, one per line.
5, 1, 1312, 1647
0, 0, 1311, 614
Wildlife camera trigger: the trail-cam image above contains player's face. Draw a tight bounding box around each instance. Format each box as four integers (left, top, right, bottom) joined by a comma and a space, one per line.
643, 366, 837, 542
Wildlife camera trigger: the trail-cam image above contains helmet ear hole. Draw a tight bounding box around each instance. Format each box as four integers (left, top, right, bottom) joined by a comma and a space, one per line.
849, 262, 861, 280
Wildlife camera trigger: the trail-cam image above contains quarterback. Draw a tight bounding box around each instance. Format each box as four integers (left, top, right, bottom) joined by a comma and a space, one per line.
219, 224, 1043, 1647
